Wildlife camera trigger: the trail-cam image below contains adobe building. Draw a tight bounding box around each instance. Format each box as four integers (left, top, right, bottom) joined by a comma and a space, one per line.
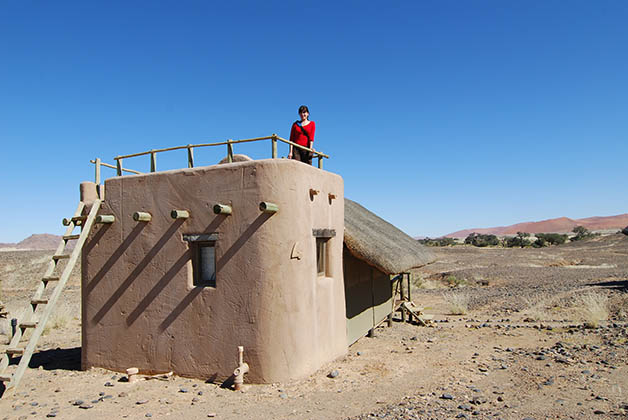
81, 157, 433, 384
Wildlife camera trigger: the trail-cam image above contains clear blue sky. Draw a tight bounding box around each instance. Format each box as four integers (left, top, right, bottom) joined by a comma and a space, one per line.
1, 1, 627, 243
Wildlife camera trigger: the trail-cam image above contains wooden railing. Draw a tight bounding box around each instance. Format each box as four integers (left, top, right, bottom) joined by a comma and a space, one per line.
90, 134, 329, 184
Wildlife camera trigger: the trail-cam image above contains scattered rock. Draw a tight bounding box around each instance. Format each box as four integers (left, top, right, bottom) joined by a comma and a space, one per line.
328, 370, 340, 378
440, 393, 454, 400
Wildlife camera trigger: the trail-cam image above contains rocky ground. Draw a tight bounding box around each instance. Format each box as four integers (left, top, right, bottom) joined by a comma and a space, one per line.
0, 234, 626, 419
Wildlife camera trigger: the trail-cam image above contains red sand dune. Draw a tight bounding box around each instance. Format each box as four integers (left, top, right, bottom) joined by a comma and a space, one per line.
446, 213, 628, 238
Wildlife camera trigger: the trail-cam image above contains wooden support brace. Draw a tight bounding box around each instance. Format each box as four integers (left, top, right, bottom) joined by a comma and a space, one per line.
6, 348, 24, 356
63, 234, 80, 241
42, 276, 59, 283
96, 215, 115, 224
20, 321, 37, 329
31, 298, 48, 305
259, 202, 278, 214
227, 139, 233, 163
0, 374, 12, 382
52, 254, 70, 260
133, 211, 152, 222
170, 210, 190, 219
213, 204, 232, 215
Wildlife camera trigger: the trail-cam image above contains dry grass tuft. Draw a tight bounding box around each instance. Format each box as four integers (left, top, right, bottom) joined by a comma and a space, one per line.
580, 292, 609, 328
521, 294, 554, 321
444, 292, 469, 315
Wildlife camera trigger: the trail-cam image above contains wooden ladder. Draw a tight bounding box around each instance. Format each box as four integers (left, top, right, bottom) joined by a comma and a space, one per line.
0, 199, 101, 395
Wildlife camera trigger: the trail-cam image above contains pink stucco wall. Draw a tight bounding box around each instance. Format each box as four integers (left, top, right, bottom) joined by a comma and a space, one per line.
81, 159, 346, 383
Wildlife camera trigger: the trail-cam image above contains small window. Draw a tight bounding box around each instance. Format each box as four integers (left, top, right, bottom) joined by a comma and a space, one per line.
316, 238, 328, 277
184, 233, 218, 288
313, 229, 335, 278
195, 242, 216, 287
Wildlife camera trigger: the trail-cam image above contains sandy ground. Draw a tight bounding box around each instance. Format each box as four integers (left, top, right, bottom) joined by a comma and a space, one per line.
0, 234, 627, 419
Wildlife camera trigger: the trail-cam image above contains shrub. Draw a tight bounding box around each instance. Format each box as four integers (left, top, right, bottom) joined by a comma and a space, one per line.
446, 275, 466, 288
464, 233, 500, 247
443, 292, 469, 315
571, 225, 594, 241
535, 233, 568, 245
580, 292, 609, 328
505, 232, 532, 248
418, 237, 458, 247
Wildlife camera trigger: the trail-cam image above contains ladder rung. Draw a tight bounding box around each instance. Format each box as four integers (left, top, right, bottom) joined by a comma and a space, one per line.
20, 321, 37, 329
31, 298, 48, 305
42, 276, 60, 282
63, 234, 80, 240
0, 374, 12, 382
6, 347, 24, 356
52, 254, 70, 260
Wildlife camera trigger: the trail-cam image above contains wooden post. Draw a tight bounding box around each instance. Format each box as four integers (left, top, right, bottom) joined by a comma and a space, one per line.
259, 202, 278, 214
406, 273, 412, 302
271, 134, 277, 158
150, 151, 156, 172
116, 158, 122, 176
387, 312, 393, 327
227, 139, 233, 163
213, 204, 232, 215
170, 210, 190, 219
318, 155, 323, 169
133, 211, 152, 222
187, 145, 194, 168
95, 158, 101, 185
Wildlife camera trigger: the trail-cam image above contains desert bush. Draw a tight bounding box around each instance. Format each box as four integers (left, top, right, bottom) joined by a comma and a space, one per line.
522, 296, 551, 321
446, 274, 466, 288
571, 225, 595, 241
444, 292, 469, 315
411, 274, 439, 289
535, 233, 568, 246
418, 237, 458, 247
505, 232, 532, 248
464, 233, 500, 247
580, 292, 609, 328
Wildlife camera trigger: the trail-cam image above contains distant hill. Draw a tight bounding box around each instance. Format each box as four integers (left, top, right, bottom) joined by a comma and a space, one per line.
446, 213, 628, 238
0, 234, 61, 250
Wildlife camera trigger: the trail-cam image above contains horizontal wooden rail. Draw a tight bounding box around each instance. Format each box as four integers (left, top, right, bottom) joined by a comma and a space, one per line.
91, 133, 330, 183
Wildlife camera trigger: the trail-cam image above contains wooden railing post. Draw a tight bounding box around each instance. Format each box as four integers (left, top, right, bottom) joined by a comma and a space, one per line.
318, 155, 323, 169
187, 145, 194, 168
227, 139, 233, 163
271, 134, 277, 159
150, 151, 156, 172
95, 158, 101, 185
116, 158, 122, 176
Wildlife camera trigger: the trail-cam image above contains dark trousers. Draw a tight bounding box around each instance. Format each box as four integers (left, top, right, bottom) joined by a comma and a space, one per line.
291, 147, 312, 165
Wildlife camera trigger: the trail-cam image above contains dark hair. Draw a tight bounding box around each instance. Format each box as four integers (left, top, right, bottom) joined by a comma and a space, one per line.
298, 105, 309, 114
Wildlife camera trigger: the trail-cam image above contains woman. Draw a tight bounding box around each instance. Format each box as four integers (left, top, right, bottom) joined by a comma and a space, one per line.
288, 105, 316, 165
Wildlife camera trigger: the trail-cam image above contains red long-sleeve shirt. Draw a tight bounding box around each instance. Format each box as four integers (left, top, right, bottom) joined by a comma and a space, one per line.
289, 121, 316, 147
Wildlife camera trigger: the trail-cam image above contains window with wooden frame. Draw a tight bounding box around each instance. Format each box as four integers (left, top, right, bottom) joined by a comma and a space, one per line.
184, 234, 218, 287
313, 229, 336, 277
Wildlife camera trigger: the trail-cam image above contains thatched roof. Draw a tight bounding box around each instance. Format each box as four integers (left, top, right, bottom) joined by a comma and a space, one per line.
344, 198, 435, 274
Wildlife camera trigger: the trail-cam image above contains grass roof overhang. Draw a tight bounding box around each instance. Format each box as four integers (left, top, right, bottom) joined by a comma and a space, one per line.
344, 198, 436, 274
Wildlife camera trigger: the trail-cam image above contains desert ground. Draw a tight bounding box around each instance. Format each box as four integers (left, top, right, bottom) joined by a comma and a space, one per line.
0, 234, 627, 419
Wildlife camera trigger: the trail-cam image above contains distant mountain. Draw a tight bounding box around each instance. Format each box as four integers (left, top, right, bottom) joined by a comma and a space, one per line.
0, 234, 61, 250
445, 213, 628, 238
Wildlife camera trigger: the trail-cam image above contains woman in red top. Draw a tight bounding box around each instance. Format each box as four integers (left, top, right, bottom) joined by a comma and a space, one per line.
288, 105, 316, 165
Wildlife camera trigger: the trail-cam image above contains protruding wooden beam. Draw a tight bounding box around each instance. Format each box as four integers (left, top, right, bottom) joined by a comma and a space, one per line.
133, 211, 152, 222
171, 210, 190, 219
259, 202, 278, 214
213, 204, 232, 215
96, 215, 115, 224
6, 348, 24, 356
19, 321, 37, 329
31, 298, 48, 305
150, 151, 156, 172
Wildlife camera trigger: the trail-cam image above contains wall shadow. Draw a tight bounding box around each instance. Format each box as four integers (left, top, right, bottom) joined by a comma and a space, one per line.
216, 212, 272, 270
92, 220, 185, 323
84, 223, 143, 294
587, 279, 628, 292
159, 287, 203, 331
126, 250, 191, 326
6, 347, 81, 371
